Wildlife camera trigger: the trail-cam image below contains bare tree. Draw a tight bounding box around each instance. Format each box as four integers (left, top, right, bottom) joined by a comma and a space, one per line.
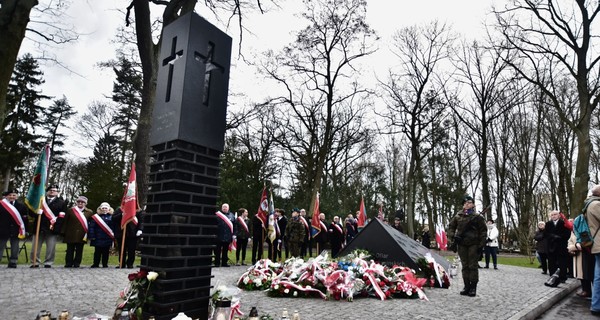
258, 0, 377, 216
125, 0, 269, 204
452, 39, 519, 220
379, 20, 453, 237
0, 0, 77, 128
494, 0, 600, 213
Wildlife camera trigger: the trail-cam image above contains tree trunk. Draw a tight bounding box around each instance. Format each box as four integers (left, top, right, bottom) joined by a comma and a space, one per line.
0, 0, 38, 128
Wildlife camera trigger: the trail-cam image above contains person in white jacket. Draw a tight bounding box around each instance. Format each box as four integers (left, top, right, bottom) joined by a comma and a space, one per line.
484, 219, 500, 269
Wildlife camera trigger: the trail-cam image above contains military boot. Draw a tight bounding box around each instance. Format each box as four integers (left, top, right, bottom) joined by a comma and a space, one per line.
468, 281, 478, 297
459, 280, 470, 296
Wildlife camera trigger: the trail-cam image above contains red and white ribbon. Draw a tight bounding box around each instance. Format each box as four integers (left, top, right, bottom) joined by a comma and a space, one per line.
237, 216, 249, 233
216, 211, 233, 233
91, 214, 115, 240
1, 199, 25, 237
332, 223, 343, 234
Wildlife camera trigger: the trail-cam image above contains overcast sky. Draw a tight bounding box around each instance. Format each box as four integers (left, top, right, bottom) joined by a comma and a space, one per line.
18, 0, 497, 158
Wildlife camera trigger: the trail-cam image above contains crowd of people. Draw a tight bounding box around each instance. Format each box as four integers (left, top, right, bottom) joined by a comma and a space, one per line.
0, 185, 143, 269
213, 204, 370, 267
532, 184, 600, 316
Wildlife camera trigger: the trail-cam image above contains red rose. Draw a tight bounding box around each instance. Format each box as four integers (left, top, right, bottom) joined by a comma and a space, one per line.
137, 269, 148, 279
128, 273, 137, 281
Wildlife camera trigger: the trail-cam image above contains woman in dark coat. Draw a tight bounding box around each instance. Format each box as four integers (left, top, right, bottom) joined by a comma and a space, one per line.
88, 202, 115, 268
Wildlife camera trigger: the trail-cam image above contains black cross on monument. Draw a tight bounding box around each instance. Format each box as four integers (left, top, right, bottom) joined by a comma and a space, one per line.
162, 36, 184, 102
194, 41, 224, 106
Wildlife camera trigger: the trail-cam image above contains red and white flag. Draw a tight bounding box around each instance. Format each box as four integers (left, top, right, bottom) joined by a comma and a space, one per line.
120, 162, 138, 228
435, 222, 447, 251
256, 185, 268, 229
357, 196, 366, 227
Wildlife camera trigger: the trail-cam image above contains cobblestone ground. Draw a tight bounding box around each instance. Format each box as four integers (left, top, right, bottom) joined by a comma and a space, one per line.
0, 263, 577, 320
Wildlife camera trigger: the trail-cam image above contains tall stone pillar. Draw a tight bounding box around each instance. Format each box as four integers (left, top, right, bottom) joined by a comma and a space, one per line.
140, 12, 232, 320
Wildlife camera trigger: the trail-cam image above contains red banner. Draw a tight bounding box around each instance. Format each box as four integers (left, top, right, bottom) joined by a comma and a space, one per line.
256, 186, 268, 228
120, 162, 138, 228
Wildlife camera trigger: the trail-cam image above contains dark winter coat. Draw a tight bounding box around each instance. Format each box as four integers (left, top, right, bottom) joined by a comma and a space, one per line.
29, 196, 68, 234
89, 211, 115, 248
60, 206, 93, 243
534, 229, 547, 254
252, 215, 264, 239
0, 200, 28, 238
544, 219, 570, 254
235, 216, 251, 240
328, 222, 344, 247
216, 211, 236, 243
112, 208, 144, 239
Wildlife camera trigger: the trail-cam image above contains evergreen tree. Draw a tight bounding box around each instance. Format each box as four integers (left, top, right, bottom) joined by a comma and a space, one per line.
0, 53, 49, 189
110, 55, 142, 178
42, 95, 77, 184
82, 131, 123, 208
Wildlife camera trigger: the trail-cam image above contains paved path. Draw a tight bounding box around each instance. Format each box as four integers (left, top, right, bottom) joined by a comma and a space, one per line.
0, 262, 582, 320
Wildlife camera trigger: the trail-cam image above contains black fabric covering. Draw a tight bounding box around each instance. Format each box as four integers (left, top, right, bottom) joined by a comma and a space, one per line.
336, 218, 450, 271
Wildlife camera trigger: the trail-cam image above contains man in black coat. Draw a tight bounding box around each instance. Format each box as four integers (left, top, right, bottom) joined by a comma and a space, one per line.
299, 208, 311, 258
214, 203, 235, 267
274, 209, 287, 262
251, 213, 264, 264
328, 215, 344, 257
0, 190, 28, 268
29, 184, 67, 268
544, 210, 571, 282
113, 208, 144, 268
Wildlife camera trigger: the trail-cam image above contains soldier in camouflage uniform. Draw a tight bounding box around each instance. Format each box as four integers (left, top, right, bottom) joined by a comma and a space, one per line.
285, 209, 306, 257
447, 195, 487, 297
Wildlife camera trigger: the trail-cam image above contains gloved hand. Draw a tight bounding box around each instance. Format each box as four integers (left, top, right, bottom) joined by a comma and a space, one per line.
453, 235, 462, 244
136, 230, 142, 237
233, 235, 237, 240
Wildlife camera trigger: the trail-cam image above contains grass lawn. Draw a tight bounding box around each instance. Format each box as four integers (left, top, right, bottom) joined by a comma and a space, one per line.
2, 240, 540, 270
0, 239, 141, 267
497, 254, 539, 268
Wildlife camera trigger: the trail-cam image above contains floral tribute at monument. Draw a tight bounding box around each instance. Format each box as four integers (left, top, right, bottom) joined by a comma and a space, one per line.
237, 250, 449, 302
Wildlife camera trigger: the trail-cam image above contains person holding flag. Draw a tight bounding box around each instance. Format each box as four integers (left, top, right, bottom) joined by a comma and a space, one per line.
29, 184, 67, 268
214, 203, 236, 267
112, 207, 143, 269
252, 186, 268, 264
113, 161, 143, 268
0, 189, 28, 268
61, 196, 93, 268
89, 202, 115, 268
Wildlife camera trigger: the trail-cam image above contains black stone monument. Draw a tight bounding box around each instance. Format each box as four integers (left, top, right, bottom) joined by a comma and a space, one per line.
336, 218, 450, 272
140, 12, 232, 320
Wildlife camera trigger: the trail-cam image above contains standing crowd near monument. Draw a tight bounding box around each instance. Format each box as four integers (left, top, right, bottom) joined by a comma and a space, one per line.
212, 203, 368, 267
0, 185, 143, 269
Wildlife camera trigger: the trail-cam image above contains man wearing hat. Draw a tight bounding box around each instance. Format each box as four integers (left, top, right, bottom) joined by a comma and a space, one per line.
0, 189, 28, 267
447, 195, 487, 297
60, 195, 93, 268
29, 184, 68, 268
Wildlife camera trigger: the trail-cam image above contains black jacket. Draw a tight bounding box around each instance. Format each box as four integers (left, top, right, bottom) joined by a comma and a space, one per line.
544, 219, 570, 254
0, 200, 28, 238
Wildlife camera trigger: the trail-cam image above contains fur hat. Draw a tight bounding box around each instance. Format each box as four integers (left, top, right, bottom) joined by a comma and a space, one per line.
76, 196, 88, 204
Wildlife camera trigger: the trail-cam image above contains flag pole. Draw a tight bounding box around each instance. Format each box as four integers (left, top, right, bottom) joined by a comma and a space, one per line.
119, 221, 128, 268
32, 210, 42, 267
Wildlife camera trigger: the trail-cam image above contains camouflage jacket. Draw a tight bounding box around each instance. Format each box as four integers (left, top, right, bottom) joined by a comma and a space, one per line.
285, 217, 306, 243
447, 210, 487, 247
